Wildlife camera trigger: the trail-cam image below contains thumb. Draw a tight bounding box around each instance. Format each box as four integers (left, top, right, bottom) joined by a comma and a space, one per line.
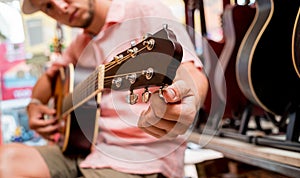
39, 104, 56, 115
162, 80, 191, 103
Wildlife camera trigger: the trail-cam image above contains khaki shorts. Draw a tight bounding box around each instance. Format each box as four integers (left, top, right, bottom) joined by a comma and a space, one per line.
35, 145, 165, 178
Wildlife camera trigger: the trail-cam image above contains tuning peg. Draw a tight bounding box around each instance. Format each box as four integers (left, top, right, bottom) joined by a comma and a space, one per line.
142, 33, 152, 40
112, 77, 122, 88
143, 39, 155, 50
126, 90, 138, 105
130, 40, 137, 47
127, 47, 138, 58
114, 54, 123, 64
158, 86, 164, 99
158, 85, 168, 102
126, 73, 137, 84
142, 88, 151, 103
163, 24, 168, 29
142, 68, 154, 80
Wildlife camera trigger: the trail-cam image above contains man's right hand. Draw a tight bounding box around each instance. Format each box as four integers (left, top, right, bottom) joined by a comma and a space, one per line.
27, 103, 59, 141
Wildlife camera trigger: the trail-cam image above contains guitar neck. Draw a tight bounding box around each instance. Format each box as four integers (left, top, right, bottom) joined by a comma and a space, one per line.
61, 65, 105, 118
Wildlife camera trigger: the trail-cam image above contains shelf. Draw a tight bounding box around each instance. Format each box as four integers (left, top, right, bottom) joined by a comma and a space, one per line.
188, 132, 300, 177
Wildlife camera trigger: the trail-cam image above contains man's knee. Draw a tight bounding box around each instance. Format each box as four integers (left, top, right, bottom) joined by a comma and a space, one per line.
0, 143, 26, 174
0, 143, 24, 161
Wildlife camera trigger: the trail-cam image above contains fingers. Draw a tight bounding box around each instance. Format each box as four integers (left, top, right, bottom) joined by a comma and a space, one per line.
27, 103, 59, 140
28, 104, 56, 129
35, 123, 60, 141
27, 104, 56, 119
138, 80, 197, 139
138, 110, 190, 139
162, 80, 193, 103
150, 92, 196, 121
149, 80, 197, 121
138, 113, 177, 139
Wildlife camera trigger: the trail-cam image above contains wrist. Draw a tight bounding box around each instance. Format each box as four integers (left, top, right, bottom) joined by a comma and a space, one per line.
26, 98, 42, 113
28, 98, 42, 105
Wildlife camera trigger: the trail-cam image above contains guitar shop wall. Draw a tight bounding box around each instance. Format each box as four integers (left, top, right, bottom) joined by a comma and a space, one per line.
0, 0, 75, 145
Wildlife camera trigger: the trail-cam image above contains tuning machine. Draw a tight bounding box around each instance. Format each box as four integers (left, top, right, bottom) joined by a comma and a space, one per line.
158, 85, 168, 102
130, 40, 138, 47
142, 33, 152, 40
113, 54, 123, 64
142, 68, 154, 80
126, 90, 138, 105
112, 77, 122, 88
142, 88, 151, 103
126, 73, 137, 84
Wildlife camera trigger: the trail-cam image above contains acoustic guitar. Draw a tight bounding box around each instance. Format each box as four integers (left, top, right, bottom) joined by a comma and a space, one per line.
215, 2, 259, 119
236, 0, 300, 116
52, 26, 183, 156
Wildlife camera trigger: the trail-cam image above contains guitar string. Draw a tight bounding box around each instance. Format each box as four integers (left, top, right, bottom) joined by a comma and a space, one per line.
74, 69, 147, 101
69, 41, 153, 108
104, 45, 148, 72
76, 39, 152, 91
60, 39, 160, 117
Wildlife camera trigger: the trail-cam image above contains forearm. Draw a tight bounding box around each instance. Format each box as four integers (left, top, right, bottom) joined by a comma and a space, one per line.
175, 62, 208, 109
31, 73, 54, 104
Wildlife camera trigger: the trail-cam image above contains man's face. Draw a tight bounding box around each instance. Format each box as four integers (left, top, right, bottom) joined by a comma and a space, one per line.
29, 0, 94, 28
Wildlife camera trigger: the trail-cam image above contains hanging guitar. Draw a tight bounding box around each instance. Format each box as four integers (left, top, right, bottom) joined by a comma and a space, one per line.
52, 26, 183, 156
236, 0, 300, 116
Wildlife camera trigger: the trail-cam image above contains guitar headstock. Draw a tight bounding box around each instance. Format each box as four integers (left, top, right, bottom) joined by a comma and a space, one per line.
103, 25, 183, 104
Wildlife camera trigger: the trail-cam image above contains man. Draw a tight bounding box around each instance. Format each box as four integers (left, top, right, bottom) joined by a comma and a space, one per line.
0, 0, 208, 177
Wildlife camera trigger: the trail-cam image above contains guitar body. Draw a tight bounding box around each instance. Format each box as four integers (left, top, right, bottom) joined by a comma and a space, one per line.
237, 0, 300, 115
53, 64, 99, 156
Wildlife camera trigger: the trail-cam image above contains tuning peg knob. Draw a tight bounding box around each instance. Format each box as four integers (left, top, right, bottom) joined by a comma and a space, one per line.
158, 85, 167, 101
163, 24, 168, 29
142, 68, 154, 80
126, 73, 137, 84
112, 77, 122, 88
142, 33, 152, 40
114, 54, 123, 64
130, 40, 137, 47
126, 90, 138, 105
142, 88, 151, 103
127, 47, 138, 58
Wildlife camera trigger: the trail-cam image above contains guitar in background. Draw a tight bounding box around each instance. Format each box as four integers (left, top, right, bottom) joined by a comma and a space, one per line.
236, 0, 300, 116
52, 26, 183, 156
293, 8, 300, 79
215, 1, 263, 120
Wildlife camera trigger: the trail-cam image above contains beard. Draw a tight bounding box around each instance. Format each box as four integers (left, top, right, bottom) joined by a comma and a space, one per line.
81, 0, 95, 28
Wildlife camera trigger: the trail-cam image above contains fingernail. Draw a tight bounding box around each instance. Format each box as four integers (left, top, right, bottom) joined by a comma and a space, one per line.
164, 88, 178, 101
167, 88, 176, 98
